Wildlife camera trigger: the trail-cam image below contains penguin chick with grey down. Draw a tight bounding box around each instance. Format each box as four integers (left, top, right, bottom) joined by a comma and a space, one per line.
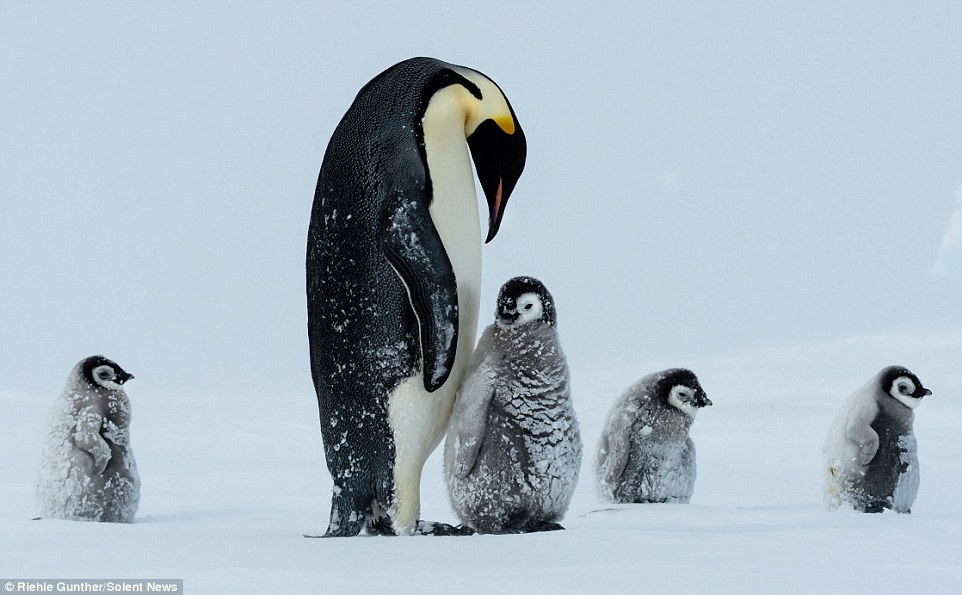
823, 365, 931, 514
36, 355, 139, 523
596, 368, 711, 504
444, 276, 581, 534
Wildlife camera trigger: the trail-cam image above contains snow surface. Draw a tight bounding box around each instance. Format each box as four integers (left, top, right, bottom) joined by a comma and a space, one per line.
2, 1, 962, 593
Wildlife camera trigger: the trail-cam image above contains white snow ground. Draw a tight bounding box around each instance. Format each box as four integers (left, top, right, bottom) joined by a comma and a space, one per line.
2, 338, 960, 594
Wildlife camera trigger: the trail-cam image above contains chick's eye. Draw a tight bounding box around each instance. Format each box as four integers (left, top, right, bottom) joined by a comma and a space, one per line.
524, 304, 533, 310
98, 370, 112, 379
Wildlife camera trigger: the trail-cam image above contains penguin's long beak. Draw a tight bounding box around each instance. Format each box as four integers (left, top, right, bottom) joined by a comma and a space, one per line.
498, 308, 519, 325
696, 393, 713, 408
466, 117, 526, 243
116, 371, 134, 385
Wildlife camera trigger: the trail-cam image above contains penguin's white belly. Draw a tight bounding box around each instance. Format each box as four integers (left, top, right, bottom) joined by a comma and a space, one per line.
387, 107, 482, 533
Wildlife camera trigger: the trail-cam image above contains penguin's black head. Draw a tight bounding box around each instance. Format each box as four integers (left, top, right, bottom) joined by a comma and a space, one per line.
496, 276, 556, 330
80, 355, 134, 390
467, 113, 526, 243
415, 62, 525, 243
656, 368, 711, 417
879, 365, 930, 410
433, 65, 525, 244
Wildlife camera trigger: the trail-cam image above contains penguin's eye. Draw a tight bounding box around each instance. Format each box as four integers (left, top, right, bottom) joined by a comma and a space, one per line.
894, 377, 915, 395
889, 376, 917, 400
511, 292, 544, 325
667, 384, 698, 416
92, 365, 116, 383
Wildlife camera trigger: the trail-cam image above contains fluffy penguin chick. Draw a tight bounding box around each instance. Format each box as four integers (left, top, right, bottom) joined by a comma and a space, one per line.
823, 365, 931, 513
444, 277, 581, 534
596, 368, 711, 504
36, 356, 139, 522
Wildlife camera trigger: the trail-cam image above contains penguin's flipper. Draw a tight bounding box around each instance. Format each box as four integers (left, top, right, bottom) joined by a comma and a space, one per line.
381, 191, 459, 392
451, 369, 496, 478
599, 410, 633, 484
846, 418, 879, 465
72, 407, 112, 474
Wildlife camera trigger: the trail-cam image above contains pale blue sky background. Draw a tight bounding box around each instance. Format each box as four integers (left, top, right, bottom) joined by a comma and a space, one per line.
2, 1, 960, 401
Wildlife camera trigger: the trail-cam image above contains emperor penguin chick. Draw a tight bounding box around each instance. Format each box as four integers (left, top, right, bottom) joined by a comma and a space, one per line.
36, 356, 139, 522
444, 277, 581, 534
823, 365, 931, 513
596, 368, 711, 504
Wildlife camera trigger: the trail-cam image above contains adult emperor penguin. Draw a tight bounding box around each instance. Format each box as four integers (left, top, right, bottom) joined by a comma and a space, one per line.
823, 365, 931, 513
36, 356, 139, 523
306, 57, 526, 536
444, 276, 581, 534
596, 368, 711, 504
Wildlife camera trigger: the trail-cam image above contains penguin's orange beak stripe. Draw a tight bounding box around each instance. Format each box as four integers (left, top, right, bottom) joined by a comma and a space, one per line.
485, 178, 504, 243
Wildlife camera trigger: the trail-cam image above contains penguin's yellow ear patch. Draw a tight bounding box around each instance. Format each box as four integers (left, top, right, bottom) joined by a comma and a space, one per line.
493, 114, 516, 135
452, 66, 516, 136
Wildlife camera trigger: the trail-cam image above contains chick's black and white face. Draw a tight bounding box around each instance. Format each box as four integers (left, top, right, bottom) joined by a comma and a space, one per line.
888, 374, 931, 410
667, 385, 699, 418
497, 292, 544, 330
85, 359, 134, 391
665, 377, 711, 418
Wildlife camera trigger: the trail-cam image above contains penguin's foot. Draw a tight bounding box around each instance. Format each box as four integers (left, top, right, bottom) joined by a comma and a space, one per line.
308, 519, 474, 537
858, 499, 889, 514
415, 520, 475, 536
304, 530, 383, 539
527, 521, 565, 533
304, 520, 366, 538
366, 517, 397, 536
474, 521, 566, 535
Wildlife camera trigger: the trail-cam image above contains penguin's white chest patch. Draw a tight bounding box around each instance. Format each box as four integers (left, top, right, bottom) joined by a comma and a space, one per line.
385, 93, 486, 533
